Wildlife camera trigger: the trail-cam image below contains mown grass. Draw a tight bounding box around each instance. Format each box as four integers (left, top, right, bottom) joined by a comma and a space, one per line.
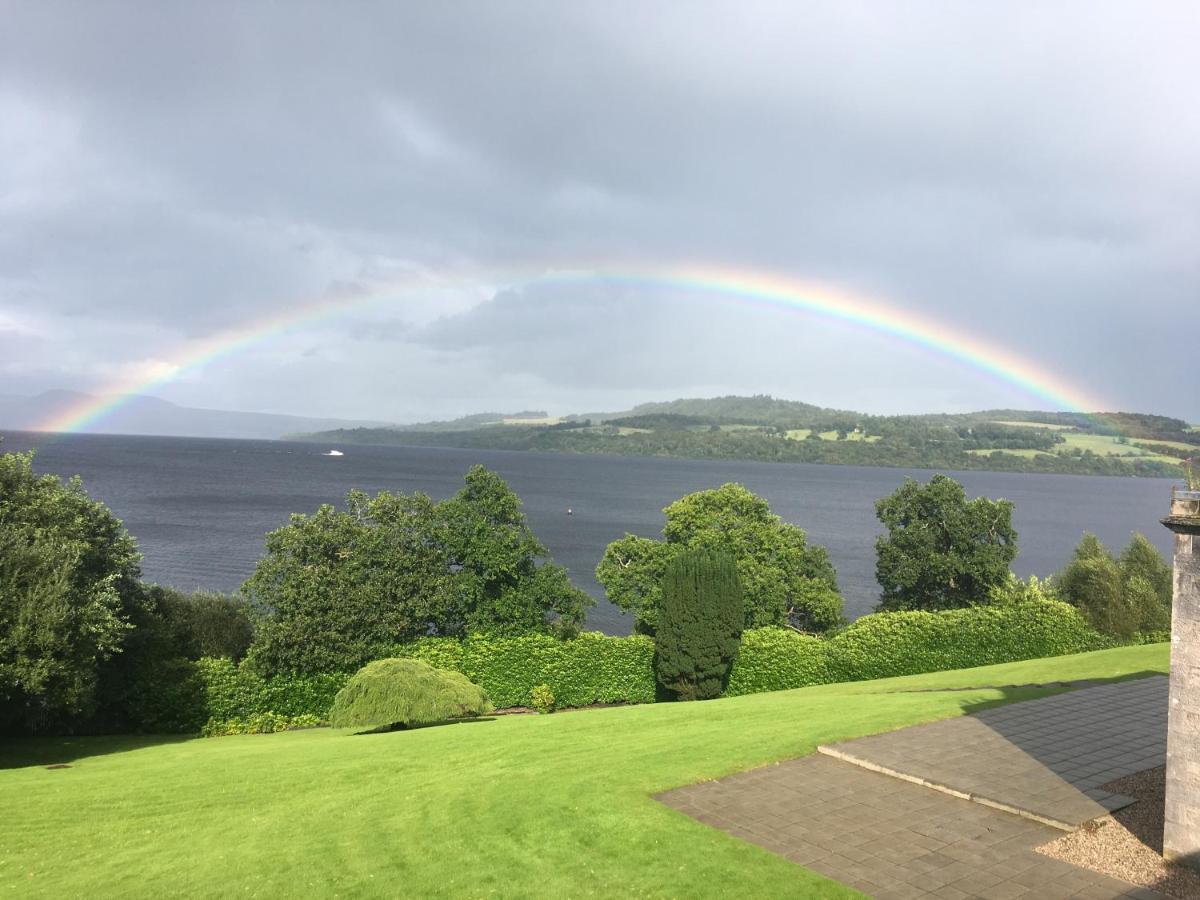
0, 644, 1168, 899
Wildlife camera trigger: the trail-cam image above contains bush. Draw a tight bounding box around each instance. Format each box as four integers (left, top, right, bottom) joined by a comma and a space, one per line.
825, 601, 1110, 682
168, 600, 1118, 731
173, 590, 255, 661
329, 658, 491, 730
201, 712, 322, 737
197, 656, 347, 726
530, 684, 555, 714
394, 632, 656, 708
654, 550, 744, 700
725, 628, 830, 696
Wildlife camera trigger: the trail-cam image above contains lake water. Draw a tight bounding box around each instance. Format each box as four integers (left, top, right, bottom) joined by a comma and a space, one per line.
3, 430, 1179, 634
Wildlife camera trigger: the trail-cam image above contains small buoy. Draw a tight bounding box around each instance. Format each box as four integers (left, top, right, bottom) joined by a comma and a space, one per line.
566, 507, 573, 516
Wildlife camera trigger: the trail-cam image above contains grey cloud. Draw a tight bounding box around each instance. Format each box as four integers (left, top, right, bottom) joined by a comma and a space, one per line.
0, 2, 1196, 420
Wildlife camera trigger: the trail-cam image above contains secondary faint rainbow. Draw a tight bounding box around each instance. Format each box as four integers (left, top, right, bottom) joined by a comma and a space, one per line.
32, 263, 1112, 434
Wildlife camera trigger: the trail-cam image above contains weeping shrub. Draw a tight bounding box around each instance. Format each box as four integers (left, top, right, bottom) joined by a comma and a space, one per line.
329, 658, 491, 731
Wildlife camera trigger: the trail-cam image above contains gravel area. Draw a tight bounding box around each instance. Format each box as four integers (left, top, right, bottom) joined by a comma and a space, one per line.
1037, 767, 1200, 899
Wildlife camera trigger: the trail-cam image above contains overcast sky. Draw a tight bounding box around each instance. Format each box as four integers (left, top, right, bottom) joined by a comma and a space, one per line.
1, 1, 1197, 423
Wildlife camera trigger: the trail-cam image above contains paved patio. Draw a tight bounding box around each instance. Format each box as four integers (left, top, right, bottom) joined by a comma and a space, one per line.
819, 676, 1168, 830
657, 676, 1170, 899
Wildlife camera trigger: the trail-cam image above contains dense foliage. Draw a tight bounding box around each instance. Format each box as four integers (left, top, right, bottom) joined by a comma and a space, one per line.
329, 659, 491, 730
596, 483, 841, 634
725, 600, 1108, 693
395, 632, 657, 708
1056, 533, 1172, 640
244, 465, 591, 676
824, 601, 1109, 681
0, 451, 142, 732
874, 475, 1018, 611
181, 600, 1110, 730
654, 550, 744, 701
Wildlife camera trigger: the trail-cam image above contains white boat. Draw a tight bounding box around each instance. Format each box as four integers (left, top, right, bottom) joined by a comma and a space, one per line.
323, 449, 344, 457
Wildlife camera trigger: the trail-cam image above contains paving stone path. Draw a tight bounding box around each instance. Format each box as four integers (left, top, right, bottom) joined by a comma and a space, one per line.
658, 677, 1170, 899
819, 677, 1168, 830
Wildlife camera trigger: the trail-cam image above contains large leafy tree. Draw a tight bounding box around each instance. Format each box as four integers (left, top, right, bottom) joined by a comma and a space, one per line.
596, 483, 842, 634
0, 451, 143, 732
245, 466, 591, 675
874, 474, 1017, 611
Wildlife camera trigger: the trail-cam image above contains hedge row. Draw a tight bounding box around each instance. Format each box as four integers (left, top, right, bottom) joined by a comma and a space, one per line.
188, 600, 1111, 732
392, 632, 657, 708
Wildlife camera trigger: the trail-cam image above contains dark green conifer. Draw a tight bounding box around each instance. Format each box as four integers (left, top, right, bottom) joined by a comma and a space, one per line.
654, 550, 744, 700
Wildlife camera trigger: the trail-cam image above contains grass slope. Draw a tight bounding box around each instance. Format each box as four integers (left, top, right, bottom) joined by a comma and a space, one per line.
0, 645, 1168, 899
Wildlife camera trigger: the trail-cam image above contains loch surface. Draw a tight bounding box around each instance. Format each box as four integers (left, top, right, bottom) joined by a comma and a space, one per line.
5, 431, 1177, 634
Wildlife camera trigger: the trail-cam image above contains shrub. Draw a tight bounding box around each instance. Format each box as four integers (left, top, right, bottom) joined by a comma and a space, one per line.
725, 628, 830, 696
654, 550, 744, 700
826, 600, 1110, 681
197, 656, 347, 725
530, 683, 556, 714
394, 632, 656, 709
329, 658, 492, 730
201, 712, 322, 737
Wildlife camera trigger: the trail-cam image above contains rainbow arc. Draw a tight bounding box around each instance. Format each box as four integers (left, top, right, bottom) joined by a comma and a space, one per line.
32, 264, 1111, 434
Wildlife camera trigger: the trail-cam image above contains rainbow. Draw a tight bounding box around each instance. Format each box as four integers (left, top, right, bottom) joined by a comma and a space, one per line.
31, 263, 1111, 434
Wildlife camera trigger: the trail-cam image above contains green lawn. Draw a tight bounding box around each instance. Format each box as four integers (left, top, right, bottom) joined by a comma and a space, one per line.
0, 645, 1168, 899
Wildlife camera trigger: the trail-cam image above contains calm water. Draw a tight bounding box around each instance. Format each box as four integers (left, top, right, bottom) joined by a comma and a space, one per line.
3, 431, 1179, 634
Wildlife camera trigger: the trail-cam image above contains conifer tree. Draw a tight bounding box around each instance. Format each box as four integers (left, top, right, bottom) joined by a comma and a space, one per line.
654, 549, 744, 701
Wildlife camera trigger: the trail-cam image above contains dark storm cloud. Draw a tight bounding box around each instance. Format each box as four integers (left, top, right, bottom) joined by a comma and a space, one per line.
0, 1, 1196, 420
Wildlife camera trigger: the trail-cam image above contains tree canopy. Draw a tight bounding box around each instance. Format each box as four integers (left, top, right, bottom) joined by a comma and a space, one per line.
874, 474, 1017, 611
245, 465, 592, 675
0, 451, 143, 731
596, 483, 841, 634
1056, 532, 1171, 639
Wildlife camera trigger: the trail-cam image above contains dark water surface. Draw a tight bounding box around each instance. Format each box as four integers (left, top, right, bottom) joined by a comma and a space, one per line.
4, 431, 1178, 634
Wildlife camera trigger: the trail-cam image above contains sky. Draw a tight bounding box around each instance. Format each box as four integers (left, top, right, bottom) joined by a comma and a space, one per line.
1, 1, 1197, 425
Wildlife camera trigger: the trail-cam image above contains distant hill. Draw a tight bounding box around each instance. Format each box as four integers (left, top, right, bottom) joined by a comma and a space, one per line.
0, 391, 393, 440
294, 394, 1198, 479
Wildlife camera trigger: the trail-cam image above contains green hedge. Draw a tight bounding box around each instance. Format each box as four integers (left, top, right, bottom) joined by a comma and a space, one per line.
726, 628, 829, 696
182, 600, 1110, 733
825, 600, 1111, 682
195, 658, 348, 732
393, 632, 656, 708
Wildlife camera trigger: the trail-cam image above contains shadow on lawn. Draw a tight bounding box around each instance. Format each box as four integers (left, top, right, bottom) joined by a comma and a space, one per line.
349, 716, 498, 736
0, 733, 194, 770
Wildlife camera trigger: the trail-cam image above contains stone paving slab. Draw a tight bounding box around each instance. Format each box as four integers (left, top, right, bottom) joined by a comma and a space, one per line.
659, 754, 1162, 899
817, 677, 1168, 830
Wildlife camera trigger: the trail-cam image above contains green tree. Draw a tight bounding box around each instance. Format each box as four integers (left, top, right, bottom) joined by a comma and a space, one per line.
654, 550, 744, 700
874, 474, 1017, 611
596, 483, 841, 634
1056, 535, 1135, 639
0, 451, 143, 732
245, 466, 591, 675
1056, 532, 1171, 639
